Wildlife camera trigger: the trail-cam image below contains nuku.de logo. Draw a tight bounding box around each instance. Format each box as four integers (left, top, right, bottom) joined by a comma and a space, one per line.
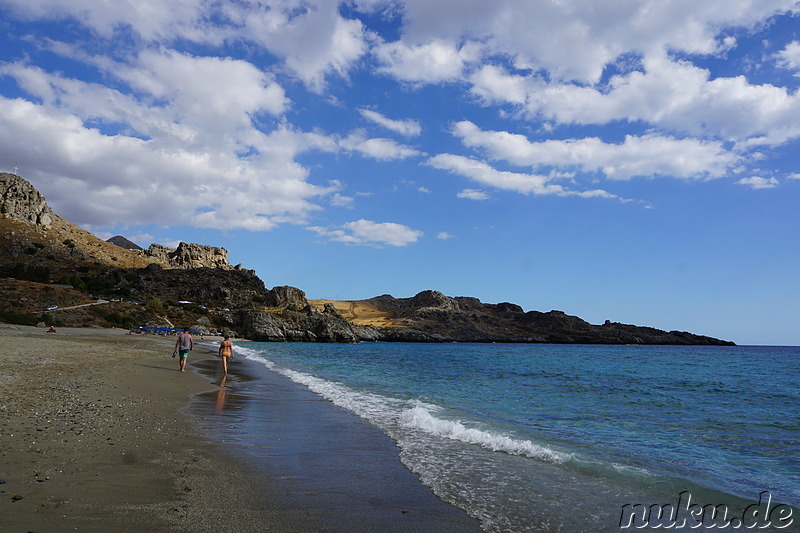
619, 491, 794, 529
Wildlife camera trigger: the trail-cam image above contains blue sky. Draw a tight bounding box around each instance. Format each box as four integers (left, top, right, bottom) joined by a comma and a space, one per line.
1, 1, 799, 345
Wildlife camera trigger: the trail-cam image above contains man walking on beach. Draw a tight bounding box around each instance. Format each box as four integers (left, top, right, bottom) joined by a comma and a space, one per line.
175, 328, 193, 372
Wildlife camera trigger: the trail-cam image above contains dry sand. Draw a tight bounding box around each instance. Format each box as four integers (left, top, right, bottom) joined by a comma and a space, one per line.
0, 324, 282, 533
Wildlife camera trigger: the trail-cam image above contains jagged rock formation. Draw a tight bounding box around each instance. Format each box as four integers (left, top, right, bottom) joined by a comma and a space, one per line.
362, 290, 734, 345
107, 235, 142, 250
139, 242, 231, 269
0, 173, 54, 228
263, 285, 308, 311
220, 307, 364, 343
94, 263, 263, 308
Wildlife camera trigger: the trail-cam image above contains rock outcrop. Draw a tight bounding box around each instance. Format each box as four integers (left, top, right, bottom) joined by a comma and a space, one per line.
94, 263, 264, 308
220, 307, 363, 343
0, 173, 53, 228
361, 290, 734, 345
139, 242, 231, 269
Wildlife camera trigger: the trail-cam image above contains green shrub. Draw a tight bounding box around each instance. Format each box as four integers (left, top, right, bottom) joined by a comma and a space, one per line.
56, 274, 88, 292
0, 311, 40, 326
102, 311, 137, 329
0, 263, 50, 283
145, 297, 165, 314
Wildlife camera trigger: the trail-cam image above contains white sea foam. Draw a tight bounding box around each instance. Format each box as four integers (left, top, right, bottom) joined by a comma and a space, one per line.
399, 405, 574, 464
239, 345, 573, 466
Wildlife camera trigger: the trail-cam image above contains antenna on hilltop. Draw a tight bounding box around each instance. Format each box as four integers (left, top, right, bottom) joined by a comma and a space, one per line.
13, 165, 19, 175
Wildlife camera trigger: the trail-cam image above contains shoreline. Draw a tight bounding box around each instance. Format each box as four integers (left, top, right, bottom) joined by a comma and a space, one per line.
0, 325, 293, 532
0, 324, 481, 532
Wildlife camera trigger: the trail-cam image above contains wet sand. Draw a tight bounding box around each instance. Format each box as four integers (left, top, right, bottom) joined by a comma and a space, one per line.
0, 324, 481, 532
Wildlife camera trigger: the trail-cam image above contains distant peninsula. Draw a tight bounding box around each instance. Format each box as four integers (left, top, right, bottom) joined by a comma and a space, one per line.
0, 173, 734, 345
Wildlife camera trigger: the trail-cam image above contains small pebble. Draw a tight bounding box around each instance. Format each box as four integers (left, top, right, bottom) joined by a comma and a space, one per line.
12, 494, 24, 501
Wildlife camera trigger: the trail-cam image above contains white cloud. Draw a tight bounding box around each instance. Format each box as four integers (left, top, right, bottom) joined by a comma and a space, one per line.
2, 0, 370, 92
418, 186, 431, 193
330, 193, 355, 208
339, 130, 421, 160
452, 120, 738, 180
0, 0, 217, 42
431, 154, 617, 199
456, 189, 489, 201
776, 41, 800, 73
375, 39, 481, 83
392, 0, 798, 84
129, 232, 155, 246
469, 56, 800, 146
310, 219, 423, 247
359, 108, 422, 137
0, 96, 331, 230
788, 173, 800, 180
437, 231, 455, 239
736, 176, 779, 189
240, 1, 369, 92
0, 50, 289, 151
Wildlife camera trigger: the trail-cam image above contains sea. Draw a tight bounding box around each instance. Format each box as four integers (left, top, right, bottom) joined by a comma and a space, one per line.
226, 342, 799, 532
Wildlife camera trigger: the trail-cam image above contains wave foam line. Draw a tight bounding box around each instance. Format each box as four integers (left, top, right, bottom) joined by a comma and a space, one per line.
238, 346, 407, 422
401, 406, 574, 464
240, 346, 573, 465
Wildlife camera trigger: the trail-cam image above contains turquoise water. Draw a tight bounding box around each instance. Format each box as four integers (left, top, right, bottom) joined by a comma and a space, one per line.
236, 342, 800, 532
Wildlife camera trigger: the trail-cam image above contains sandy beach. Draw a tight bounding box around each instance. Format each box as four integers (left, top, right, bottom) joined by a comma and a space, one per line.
0, 325, 289, 532
0, 325, 481, 533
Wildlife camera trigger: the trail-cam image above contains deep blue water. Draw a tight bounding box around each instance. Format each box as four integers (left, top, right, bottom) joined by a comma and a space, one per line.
235, 342, 800, 532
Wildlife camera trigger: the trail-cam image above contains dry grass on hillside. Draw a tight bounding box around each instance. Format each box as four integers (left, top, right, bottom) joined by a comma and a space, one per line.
309, 299, 403, 328
0, 214, 161, 273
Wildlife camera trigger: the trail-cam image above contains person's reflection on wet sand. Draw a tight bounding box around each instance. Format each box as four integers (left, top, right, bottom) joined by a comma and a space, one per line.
214, 375, 227, 412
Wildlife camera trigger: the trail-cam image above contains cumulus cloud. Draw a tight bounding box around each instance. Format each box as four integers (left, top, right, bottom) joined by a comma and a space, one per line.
375, 39, 482, 83
239, 1, 369, 92
339, 130, 422, 160
457, 189, 490, 201
776, 41, 800, 73
736, 176, 779, 189
359, 108, 422, 137
309, 219, 423, 246
451, 120, 738, 180
469, 56, 800, 146
330, 193, 355, 208
389, 0, 798, 84
0, 0, 216, 42
0, 96, 331, 230
437, 231, 455, 239
431, 154, 617, 199
2, 0, 370, 91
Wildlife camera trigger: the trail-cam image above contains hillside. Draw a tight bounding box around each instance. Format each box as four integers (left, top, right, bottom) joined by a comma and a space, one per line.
312, 291, 735, 345
1, 173, 734, 345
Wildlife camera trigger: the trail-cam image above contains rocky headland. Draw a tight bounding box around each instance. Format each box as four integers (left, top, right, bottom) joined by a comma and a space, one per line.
0, 173, 734, 345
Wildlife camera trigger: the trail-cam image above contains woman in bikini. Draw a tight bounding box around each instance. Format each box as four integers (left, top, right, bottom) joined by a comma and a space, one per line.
218, 335, 234, 375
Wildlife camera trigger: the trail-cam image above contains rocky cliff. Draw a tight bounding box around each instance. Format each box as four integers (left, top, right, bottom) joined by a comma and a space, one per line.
139, 242, 232, 270
361, 290, 734, 345
0, 173, 54, 228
